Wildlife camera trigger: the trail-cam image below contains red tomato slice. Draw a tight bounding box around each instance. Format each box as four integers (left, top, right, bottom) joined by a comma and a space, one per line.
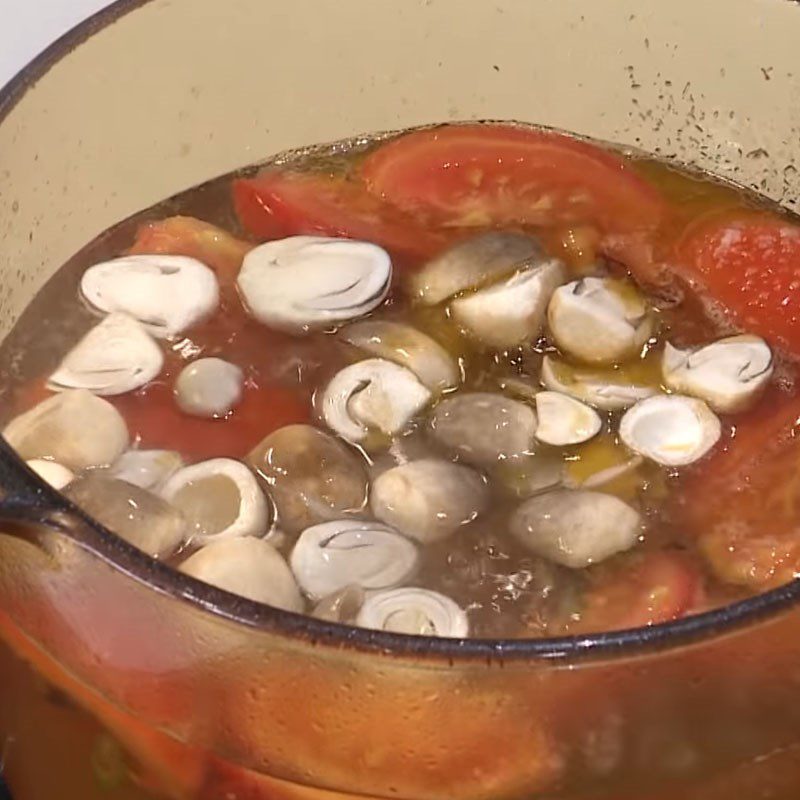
233, 170, 455, 264
573, 552, 703, 633
361, 124, 667, 234
674, 213, 800, 355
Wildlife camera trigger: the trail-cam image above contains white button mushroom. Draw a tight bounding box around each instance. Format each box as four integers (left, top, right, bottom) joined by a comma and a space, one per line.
338, 320, 459, 393
64, 475, 186, 559
619, 395, 721, 467
237, 235, 392, 332
174, 357, 244, 418
180, 537, 303, 612
541, 355, 658, 411
110, 449, 184, 491
290, 520, 419, 601
25, 459, 75, 490
48, 312, 163, 396
534, 391, 602, 446
322, 358, 431, 444
356, 588, 469, 638
4, 390, 129, 469
661, 335, 773, 413
547, 277, 654, 364
80, 254, 220, 338
160, 458, 270, 545
450, 260, 566, 349
429, 392, 537, 466
370, 459, 488, 543
510, 489, 642, 568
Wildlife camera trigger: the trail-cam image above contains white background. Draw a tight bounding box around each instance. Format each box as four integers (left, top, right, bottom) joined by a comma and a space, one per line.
0, 0, 111, 89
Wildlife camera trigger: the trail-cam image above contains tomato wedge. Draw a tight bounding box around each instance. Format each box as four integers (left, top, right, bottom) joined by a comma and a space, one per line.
233, 170, 454, 264
674, 213, 800, 356
361, 124, 667, 234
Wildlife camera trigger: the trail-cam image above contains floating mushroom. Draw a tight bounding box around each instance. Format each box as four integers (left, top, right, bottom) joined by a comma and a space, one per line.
429, 392, 537, 466
312, 584, 366, 623
247, 424, 368, 533
179, 536, 303, 611
356, 587, 469, 638
534, 391, 602, 446
510, 489, 642, 568
48, 312, 163, 396
661, 335, 773, 413
174, 357, 244, 418
370, 459, 488, 543
290, 520, 418, 601
64, 475, 186, 559
25, 459, 75, 490
322, 358, 431, 444
4, 390, 129, 469
541, 355, 658, 411
160, 458, 270, 544
237, 235, 392, 332
619, 395, 721, 467
547, 277, 654, 364
450, 260, 566, 348
109, 449, 184, 491
338, 320, 459, 392
80, 254, 220, 338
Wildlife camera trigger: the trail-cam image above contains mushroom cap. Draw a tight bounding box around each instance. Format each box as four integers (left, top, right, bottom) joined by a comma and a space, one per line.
547, 277, 653, 364
237, 235, 392, 332
661, 335, 773, 414
160, 458, 271, 544
290, 520, 419, 601
180, 536, 303, 612
80, 254, 220, 338
174, 357, 244, 418
48, 312, 164, 396
109, 449, 184, 491
25, 459, 75, 491
510, 489, 642, 568
356, 587, 469, 638
370, 459, 489, 543
534, 391, 602, 446
619, 394, 721, 467
4, 390, 129, 470
338, 320, 459, 392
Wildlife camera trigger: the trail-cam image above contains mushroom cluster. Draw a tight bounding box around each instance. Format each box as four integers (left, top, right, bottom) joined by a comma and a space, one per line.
2, 223, 776, 639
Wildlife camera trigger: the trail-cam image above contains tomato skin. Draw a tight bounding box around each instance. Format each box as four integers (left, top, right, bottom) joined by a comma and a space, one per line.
233, 171, 454, 264
361, 124, 667, 234
674, 213, 800, 355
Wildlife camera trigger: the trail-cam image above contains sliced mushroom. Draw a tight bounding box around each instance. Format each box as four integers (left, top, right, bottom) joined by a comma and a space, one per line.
356, 588, 469, 638
64, 475, 185, 559
110, 449, 184, 491
25, 459, 75, 490
4, 390, 129, 469
246, 424, 368, 533
179, 537, 303, 612
410, 232, 544, 305
510, 489, 642, 568
429, 392, 537, 466
564, 434, 644, 490
160, 458, 270, 544
290, 520, 418, 601
174, 357, 244, 418
48, 313, 163, 396
450, 260, 566, 349
312, 584, 366, 623
80, 254, 220, 338
322, 358, 431, 444
237, 235, 392, 332
541, 355, 658, 411
338, 320, 459, 392
534, 391, 602, 446
619, 395, 721, 467
661, 335, 773, 413
370, 459, 488, 543
547, 277, 654, 364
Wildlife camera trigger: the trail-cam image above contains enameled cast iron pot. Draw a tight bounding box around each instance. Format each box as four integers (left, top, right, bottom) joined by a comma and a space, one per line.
1, 1, 799, 798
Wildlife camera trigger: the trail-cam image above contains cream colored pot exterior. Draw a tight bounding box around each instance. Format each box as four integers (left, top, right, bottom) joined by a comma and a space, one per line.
0, 1, 799, 799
